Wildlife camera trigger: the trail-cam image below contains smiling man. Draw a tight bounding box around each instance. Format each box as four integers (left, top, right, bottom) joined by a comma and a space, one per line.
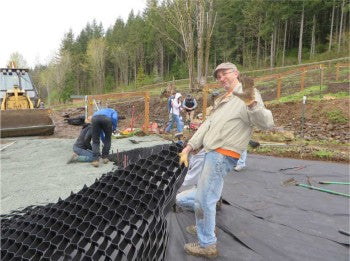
178, 62, 274, 258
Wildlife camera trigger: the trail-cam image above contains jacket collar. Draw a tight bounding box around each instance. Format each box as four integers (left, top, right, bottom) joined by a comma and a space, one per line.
214, 82, 242, 109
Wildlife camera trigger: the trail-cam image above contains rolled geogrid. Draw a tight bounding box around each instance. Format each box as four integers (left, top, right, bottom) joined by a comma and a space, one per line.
1, 144, 186, 260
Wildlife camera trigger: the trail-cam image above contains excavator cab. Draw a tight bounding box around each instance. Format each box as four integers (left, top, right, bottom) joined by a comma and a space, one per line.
0, 67, 55, 137
0, 68, 39, 109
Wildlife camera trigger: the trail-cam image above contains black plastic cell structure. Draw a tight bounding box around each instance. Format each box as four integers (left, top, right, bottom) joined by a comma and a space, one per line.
1, 144, 186, 261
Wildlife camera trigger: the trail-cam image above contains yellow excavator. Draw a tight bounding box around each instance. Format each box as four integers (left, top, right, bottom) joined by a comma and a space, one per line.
0, 64, 55, 138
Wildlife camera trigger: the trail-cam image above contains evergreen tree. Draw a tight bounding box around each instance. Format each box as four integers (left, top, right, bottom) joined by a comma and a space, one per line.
32, 0, 349, 102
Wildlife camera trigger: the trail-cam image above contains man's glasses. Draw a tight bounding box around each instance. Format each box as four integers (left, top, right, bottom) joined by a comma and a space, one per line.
216, 70, 235, 80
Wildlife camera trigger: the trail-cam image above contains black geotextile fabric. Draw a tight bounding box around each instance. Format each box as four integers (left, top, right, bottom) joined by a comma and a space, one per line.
1, 144, 186, 261
165, 155, 350, 261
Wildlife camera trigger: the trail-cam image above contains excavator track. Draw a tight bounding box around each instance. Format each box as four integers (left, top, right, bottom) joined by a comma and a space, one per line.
0, 109, 55, 138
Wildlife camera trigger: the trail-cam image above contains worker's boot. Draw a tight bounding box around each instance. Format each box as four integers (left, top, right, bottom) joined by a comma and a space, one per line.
184, 242, 218, 258
234, 165, 245, 172
67, 153, 78, 164
186, 225, 218, 236
91, 160, 99, 167
175, 132, 183, 138
249, 140, 260, 149
102, 158, 109, 164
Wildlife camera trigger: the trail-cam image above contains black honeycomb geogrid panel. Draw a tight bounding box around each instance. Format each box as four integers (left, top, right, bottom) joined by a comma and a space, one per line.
1, 144, 186, 261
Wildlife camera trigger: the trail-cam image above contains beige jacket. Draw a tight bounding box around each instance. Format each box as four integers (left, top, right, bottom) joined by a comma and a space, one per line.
188, 83, 274, 155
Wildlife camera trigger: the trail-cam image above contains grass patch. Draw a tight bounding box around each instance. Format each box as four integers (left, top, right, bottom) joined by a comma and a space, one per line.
313, 150, 334, 159
326, 109, 348, 124
270, 85, 328, 104
254, 146, 292, 153
254, 147, 273, 153
324, 92, 349, 98
50, 102, 85, 110
306, 139, 344, 146
339, 68, 350, 78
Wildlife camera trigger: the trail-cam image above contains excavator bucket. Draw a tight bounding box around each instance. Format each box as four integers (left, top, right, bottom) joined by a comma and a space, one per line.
0, 109, 55, 138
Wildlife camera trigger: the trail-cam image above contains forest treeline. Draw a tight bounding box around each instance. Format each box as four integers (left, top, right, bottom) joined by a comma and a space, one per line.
22, 0, 350, 102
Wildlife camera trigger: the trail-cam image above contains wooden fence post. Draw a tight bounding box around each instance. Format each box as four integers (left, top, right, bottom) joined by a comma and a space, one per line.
335, 63, 339, 81
86, 91, 150, 134
144, 92, 150, 134
277, 76, 282, 99
300, 67, 306, 91
202, 85, 209, 121
87, 96, 93, 119
319, 64, 324, 98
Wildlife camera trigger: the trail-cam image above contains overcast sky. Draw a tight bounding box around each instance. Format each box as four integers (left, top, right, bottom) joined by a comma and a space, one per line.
0, 0, 146, 68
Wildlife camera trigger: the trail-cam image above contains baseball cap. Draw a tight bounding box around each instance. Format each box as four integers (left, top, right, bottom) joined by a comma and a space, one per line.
213, 62, 238, 78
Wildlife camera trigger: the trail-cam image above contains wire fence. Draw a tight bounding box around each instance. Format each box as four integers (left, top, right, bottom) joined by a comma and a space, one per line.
54, 58, 349, 131
253, 62, 349, 101
135, 56, 350, 95
61, 57, 349, 109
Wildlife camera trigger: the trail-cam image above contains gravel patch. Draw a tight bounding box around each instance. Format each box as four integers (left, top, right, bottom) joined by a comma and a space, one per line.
1, 135, 170, 214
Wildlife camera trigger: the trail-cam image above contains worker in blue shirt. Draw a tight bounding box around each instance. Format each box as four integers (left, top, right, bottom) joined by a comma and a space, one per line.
91, 108, 118, 167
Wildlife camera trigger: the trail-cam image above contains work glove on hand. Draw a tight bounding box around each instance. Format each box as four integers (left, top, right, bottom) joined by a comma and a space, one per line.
179, 152, 189, 167
233, 76, 256, 106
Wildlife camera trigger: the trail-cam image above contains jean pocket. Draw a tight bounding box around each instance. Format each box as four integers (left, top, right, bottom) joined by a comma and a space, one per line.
212, 156, 225, 178
224, 156, 237, 173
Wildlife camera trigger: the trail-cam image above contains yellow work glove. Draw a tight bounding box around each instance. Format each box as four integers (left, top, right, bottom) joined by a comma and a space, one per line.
233, 76, 256, 106
179, 152, 189, 167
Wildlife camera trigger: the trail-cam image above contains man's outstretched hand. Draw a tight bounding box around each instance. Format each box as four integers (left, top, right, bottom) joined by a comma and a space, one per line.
233, 76, 256, 106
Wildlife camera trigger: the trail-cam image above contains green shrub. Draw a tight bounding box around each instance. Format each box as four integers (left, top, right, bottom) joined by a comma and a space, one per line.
313, 150, 334, 159
47, 89, 60, 104
136, 67, 146, 88
104, 74, 115, 93
326, 109, 348, 124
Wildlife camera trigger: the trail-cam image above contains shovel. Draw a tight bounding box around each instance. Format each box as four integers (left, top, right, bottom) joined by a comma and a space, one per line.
282, 178, 350, 198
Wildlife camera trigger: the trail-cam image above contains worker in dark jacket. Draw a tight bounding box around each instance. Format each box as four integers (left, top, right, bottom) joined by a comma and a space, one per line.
67, 123, 93, 163
91, 108, 118, 167
182, 94, 197, 124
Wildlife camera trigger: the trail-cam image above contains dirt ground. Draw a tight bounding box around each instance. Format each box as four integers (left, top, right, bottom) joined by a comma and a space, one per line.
50, 82, 349, 163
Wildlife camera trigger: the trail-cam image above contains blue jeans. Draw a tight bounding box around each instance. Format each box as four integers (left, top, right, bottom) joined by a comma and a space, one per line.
237, 150, 247, 167
176, 186, 197, 210
165, 114, 183, 133
178, 151, 237, 247
73, 144, 93, 162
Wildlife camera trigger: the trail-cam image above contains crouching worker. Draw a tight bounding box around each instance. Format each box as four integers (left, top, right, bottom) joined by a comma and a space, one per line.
67, 123, 93, 164
176, 148, 205, 210
182, 94, 197, 124
176, 148, 223, 214
91, 108, 118, 167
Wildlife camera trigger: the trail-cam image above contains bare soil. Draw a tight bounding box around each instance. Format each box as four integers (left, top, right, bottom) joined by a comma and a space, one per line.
50, 82, 349, 163
266, 98, 349, 143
